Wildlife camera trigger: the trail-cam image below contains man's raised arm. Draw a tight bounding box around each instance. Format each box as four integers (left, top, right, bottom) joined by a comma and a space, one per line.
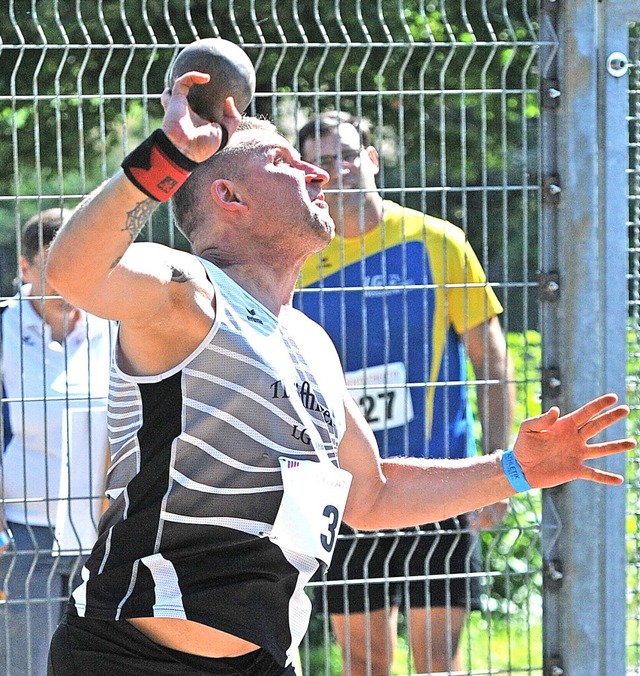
46, 73, 240, 321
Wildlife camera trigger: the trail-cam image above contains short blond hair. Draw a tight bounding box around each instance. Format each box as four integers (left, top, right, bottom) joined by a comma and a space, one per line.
171, 116, 279, 242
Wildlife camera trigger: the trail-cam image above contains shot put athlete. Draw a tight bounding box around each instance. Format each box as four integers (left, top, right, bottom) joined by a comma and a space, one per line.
45, 71, 634, 676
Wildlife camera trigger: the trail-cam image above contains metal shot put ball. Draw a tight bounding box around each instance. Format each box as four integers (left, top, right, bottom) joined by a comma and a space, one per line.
170, 38, 256, 123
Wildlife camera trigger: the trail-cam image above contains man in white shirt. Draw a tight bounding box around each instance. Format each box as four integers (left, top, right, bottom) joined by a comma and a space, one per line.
0, 208, 112, 676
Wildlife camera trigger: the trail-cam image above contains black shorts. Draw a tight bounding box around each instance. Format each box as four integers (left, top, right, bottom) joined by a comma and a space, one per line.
48, 605, 295, 676
318, 515, 482, 614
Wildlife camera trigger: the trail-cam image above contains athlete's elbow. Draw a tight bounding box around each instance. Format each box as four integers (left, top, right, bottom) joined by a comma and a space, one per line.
45, 251, 73, 298
342, 494, 388, 532
45, 245, 93, 307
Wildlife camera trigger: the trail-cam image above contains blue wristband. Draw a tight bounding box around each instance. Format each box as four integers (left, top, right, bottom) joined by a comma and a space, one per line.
501, 449, 532, 493
0, 530, 10, 548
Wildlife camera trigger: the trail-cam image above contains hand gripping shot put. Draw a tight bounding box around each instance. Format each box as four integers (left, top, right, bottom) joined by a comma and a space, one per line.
121, 39, 256, 204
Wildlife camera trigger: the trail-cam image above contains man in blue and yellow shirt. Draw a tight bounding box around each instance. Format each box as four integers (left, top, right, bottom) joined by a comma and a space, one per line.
295, 112, 515, 675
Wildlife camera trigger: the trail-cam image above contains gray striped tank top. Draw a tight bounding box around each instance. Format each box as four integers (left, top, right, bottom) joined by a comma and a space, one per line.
71, 258, 348, 668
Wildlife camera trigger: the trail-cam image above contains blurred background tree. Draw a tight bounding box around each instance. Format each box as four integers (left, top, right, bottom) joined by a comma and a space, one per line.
0, 0, 539, 328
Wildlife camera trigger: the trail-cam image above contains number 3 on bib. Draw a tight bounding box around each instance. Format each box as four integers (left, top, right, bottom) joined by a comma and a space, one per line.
270, 458, 352, 566
320, 504, 340, 553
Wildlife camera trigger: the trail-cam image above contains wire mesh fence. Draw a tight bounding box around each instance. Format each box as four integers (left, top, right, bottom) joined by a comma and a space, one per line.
0, 1, 633, 674
628, 20, 640, 676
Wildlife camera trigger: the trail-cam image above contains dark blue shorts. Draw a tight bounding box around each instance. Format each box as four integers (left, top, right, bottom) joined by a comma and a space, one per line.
48, 605, 295, 676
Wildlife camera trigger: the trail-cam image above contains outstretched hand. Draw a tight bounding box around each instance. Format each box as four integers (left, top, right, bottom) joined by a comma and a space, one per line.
513, 393, 635, 489
160, 72, 242, 162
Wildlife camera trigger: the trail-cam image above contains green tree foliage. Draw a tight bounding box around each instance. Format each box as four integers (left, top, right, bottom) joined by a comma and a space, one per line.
0, 0, 540, 329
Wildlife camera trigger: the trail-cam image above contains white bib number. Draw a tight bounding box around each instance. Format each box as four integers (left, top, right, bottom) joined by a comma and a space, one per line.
270, 457, 352, 566
345, 362, 414, 431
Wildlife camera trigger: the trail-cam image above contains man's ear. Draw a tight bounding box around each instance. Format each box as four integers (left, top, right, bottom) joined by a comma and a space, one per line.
210, 179, 248, 212
18, 256, 29, 282
366, 146, 380, 176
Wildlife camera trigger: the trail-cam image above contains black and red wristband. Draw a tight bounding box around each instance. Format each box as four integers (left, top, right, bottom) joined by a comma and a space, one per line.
121, 129, 200, 202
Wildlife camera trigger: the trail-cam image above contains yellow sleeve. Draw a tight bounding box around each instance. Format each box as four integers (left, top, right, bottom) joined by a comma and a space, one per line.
435, 221, 503, 334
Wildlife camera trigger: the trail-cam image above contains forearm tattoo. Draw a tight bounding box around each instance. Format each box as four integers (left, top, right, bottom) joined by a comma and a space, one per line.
109, 199, 158, 269
122, 198, 157, 243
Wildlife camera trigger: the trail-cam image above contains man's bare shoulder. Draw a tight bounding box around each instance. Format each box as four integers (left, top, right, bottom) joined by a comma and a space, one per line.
118, 242, 213, 316
116, 246, 216, 376
121, 242, 203, 279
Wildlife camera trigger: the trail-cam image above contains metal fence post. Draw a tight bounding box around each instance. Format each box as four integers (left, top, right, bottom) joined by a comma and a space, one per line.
541, 0, 634, 673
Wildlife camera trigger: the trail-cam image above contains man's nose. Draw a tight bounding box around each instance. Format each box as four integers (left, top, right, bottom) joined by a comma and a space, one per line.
304, 161, 330, 185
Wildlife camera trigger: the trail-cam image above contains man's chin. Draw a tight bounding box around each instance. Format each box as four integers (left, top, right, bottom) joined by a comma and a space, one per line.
308, 216, 335, 253
317, 211, 335, 236
326, 215, 336, 239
